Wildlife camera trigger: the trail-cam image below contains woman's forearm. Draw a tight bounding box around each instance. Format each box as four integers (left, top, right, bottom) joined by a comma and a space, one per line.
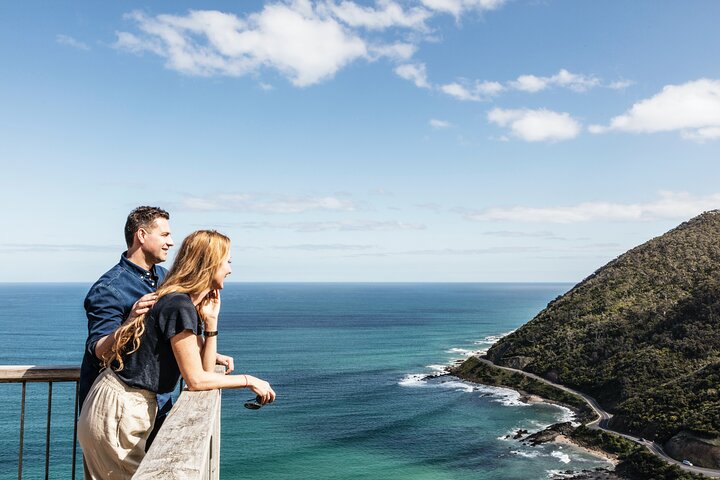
184, 370, 252, 391
200, 335, 217, 372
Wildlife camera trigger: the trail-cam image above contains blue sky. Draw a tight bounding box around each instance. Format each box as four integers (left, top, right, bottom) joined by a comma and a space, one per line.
2, 1, 720, 282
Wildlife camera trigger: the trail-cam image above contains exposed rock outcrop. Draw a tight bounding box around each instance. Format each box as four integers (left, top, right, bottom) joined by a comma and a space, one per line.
664, 430, 720, 469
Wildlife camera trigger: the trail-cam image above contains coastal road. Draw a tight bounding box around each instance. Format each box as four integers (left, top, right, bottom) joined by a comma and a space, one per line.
472, 357, 720, 479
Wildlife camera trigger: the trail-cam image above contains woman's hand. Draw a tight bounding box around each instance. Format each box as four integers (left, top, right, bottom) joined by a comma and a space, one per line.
246, 375, 276, 405
216, 353, 234, 374
199, 289, 221, 329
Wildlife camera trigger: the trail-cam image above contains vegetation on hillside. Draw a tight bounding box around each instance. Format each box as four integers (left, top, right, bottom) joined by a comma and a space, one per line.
485, 211, 720, 443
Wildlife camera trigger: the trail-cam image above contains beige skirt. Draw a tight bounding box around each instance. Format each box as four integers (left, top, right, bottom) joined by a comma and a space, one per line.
78, 369, 158, 479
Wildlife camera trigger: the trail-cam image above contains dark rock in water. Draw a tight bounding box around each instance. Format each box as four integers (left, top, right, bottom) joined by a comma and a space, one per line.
513, 429, 529, 439
525, 422, 575, 446
550, 468, 623, 479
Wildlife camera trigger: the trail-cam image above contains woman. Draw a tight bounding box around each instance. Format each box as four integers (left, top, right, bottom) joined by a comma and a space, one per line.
78, 230, 275, 479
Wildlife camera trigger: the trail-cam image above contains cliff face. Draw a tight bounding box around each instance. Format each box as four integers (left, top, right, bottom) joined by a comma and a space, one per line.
484, 211, 720, 467
665, 431, 720, 469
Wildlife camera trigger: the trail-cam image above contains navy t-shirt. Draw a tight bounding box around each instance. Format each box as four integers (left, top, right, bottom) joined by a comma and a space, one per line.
115, 293, 200, 394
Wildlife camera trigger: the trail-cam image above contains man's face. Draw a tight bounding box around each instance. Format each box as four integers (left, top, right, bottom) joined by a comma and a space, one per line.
140, 218, 174, 264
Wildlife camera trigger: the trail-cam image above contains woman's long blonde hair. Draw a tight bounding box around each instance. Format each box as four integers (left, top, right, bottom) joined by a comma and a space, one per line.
105, 230, 231, 371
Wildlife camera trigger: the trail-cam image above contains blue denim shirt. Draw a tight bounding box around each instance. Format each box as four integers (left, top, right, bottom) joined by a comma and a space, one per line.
79, 253, 169, 412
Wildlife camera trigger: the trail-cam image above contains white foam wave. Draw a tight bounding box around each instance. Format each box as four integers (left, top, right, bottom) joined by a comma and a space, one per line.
555, 405, 576, 423
436, 379, 475, 393
510, 450, 540, 458
474, 330, 516, 346
426, 364, 448, 374
551, 451, 571, 464
398, 374, 427, 387
485, 387, 527, 407
446, 347, 474, 356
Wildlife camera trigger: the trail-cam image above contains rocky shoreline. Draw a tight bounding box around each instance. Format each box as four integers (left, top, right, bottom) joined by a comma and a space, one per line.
432, 366, 624, 479
504, 422, 622, 480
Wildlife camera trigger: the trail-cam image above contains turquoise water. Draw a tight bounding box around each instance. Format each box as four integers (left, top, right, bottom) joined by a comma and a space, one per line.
0, 283, 611, 479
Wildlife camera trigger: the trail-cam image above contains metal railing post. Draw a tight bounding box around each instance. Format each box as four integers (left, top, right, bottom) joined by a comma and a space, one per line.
18, 382, 26, 480
45, 381, 53, 479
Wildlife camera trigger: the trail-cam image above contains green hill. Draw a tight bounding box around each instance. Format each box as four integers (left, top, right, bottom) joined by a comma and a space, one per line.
483, 210, 720, 467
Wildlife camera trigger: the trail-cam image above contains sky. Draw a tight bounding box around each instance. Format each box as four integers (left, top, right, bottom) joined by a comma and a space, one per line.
1, 1, 720, 282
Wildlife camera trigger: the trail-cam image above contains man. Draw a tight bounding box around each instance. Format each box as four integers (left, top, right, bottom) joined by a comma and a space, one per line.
79, 206, 234, 417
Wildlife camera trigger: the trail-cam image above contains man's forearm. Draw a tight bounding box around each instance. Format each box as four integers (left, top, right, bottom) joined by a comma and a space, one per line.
93, 333, 113, 360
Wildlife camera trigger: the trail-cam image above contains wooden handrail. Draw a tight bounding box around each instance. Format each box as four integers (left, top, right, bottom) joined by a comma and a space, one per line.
134, 366, 224, 480
1, 365, 222, 479
0, 365, 80, 383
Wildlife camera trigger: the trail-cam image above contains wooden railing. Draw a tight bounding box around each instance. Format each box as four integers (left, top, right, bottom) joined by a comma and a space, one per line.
134, 366, 224, 479
0, 365, 81, 480
1, 365, 222, 480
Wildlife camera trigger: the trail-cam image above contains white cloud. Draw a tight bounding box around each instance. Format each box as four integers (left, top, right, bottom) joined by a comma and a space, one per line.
56, 34, 90, 51
465, 192, 720, 223
487, 108, 581, 142
369, 42, 416, 61
436, 69, 617, 101
419, 0, 507, 18
439, 80, 503, 101
590, 79, 720, 141
239, 220, 425, 231
181, 193, 356, 214
113, 1, 518, 88
608, 79, 633, 90
275, 243, 374, 250
322, 0, 431, 30
115, 4, 370, 86
429, 118, 452, 128
510, 74, 547, 93
510, 69, 600, 93
395, 63, 430, 88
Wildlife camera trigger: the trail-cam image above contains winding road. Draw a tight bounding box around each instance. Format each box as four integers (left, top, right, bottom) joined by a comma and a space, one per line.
472, 357, 720, 479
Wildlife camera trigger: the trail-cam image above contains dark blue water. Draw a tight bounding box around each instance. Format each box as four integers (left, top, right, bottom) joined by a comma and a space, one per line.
0, 283, 611, 479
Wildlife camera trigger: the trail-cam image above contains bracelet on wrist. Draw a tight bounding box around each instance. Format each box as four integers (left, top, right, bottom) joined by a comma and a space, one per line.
204, 330, 218, 337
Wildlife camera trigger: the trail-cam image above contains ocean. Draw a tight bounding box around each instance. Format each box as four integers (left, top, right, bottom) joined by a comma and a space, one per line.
0, 283, 612, 479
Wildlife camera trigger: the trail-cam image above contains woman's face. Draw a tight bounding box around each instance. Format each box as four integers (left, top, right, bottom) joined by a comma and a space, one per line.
213, 253, 232, 289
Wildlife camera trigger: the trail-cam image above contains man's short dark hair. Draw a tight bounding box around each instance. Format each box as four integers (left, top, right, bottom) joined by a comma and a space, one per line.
124, 206, 170, 247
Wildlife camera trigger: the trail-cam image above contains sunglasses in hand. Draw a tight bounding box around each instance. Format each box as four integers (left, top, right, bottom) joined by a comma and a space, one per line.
244, 396, 265, 410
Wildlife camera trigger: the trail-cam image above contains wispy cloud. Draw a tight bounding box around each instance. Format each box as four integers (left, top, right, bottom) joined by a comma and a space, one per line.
56, 34, 90, 51
480, 230, 569, 240
419, 0, 507, 18
0, 243, 116, 252
395, 66, 627, 101
464, 191, 720, 223
439, 80, 503, 101
395, 63, 430, 88
321, 0, 431, 30
429, 118, 452, 128
238, 220, 425, 232
179, 193, 356, 214
509, 69, 600, 93
275, 243, 375, 250
112, 1, 516, 87
589, 78, 720, 141
487, 108, 581, 142
347, 245, 544, 257
115, 6, 368, 87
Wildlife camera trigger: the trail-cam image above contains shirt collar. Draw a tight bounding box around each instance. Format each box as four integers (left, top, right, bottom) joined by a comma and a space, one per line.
120, 251, 158, 279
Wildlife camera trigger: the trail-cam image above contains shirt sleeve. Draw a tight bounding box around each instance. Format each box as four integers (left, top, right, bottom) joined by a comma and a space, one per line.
156, 297, 200, 340
84, 284, 125, 358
